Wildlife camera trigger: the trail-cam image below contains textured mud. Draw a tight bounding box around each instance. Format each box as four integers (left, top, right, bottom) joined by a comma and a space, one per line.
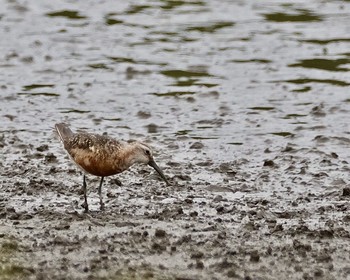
1, 0, 350, 279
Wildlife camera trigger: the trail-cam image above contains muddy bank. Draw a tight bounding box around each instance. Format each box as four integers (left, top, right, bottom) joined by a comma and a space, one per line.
1, 131, 350, 279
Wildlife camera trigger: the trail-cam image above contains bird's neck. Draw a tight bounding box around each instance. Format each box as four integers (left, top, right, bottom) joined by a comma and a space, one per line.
116, 144, 138, 171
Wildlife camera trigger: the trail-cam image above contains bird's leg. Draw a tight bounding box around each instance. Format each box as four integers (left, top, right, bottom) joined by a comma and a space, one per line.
83, 175, 89, 212
98, 176, 105, 211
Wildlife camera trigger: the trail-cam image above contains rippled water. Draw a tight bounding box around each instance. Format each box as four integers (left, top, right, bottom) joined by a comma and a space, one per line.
1, 0, 350, 176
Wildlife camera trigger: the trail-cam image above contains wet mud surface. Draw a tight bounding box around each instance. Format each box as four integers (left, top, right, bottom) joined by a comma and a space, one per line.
1, 0, 350, 279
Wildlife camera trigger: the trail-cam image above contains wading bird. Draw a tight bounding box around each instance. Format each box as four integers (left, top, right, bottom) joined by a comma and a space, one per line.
55, 123, 169, 212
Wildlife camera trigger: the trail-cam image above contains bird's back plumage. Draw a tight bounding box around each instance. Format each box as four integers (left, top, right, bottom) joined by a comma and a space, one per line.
55, 123, 129, 176
68, 133, 129, 176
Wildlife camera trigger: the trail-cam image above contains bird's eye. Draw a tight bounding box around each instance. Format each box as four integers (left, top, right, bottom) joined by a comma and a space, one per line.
144, 149, 151, 156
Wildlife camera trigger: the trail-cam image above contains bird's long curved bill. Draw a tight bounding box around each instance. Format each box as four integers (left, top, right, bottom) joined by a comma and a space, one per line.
148, 160, 169, 185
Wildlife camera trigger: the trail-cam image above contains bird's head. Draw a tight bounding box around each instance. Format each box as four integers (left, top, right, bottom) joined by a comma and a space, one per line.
129, 141, 169, 185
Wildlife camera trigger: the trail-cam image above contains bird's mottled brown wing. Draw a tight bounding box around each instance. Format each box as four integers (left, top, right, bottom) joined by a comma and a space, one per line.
64, 133, 127, 176
67, 133, 123, 152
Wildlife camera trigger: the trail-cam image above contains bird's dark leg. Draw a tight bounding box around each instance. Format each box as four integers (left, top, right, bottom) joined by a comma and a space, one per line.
98, 176, 105, 211
82, 175, 89, 212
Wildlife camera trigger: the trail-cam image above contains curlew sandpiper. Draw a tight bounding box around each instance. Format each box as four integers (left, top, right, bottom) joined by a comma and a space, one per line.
55, 123, 169, 212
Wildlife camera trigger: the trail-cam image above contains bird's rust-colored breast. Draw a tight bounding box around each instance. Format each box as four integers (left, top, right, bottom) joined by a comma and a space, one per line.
64, 133, 128, 176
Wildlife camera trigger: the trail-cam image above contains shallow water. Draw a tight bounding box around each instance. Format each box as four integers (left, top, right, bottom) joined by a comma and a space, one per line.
1, 0, 350, 279
1, 1, 349, 153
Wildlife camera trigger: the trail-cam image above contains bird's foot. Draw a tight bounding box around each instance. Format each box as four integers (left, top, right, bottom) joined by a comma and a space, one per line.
99, 202, 105, 211
81, 202, 89, 213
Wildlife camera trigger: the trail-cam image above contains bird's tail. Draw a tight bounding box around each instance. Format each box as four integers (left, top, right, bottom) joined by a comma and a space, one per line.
55, 123, 74, 145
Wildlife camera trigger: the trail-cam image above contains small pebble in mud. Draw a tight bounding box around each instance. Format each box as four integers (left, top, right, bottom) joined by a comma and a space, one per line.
176, 207, 184, 215
343, 215, 350, 222
216, 205, 225, 213
151, 242, 166, 252
311, 104, 326, 117
176, 235, 192, 245
174, 174, 192, 181
314, 268, 324, 277
196, 161, 213, 167
109, 178, 122, 186
167, 161, 181, 167
330, 152, 338, 159
213, 195, 224, 202
36, 144, 49, 152
216, 258, 233, 269
263, 159, 275, 167
190, 211, 198, 217
191, 251, 204, 259
143, 271, 154, 278
250, 251, 260, 262
294, 265, 303, 272
189, 142, 204, 149
45, 153, 58, 163
186, 96, 195, 103
227, 269, 238, 278
6, 206, 16, 213
154, 229, 166, 238
293, 239, 312, 251
167, 143, 179, 150
98, 248, 107, 254
282, 145, 294, 152
271, 224, 283, 233
342, 187, 350, 196
54, 223, 70, 230
146, 123, 158, 133
21, 56, 34, 63
137, 111, 151, 119
217, 231, 227, 239
196, 261, 204, 269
